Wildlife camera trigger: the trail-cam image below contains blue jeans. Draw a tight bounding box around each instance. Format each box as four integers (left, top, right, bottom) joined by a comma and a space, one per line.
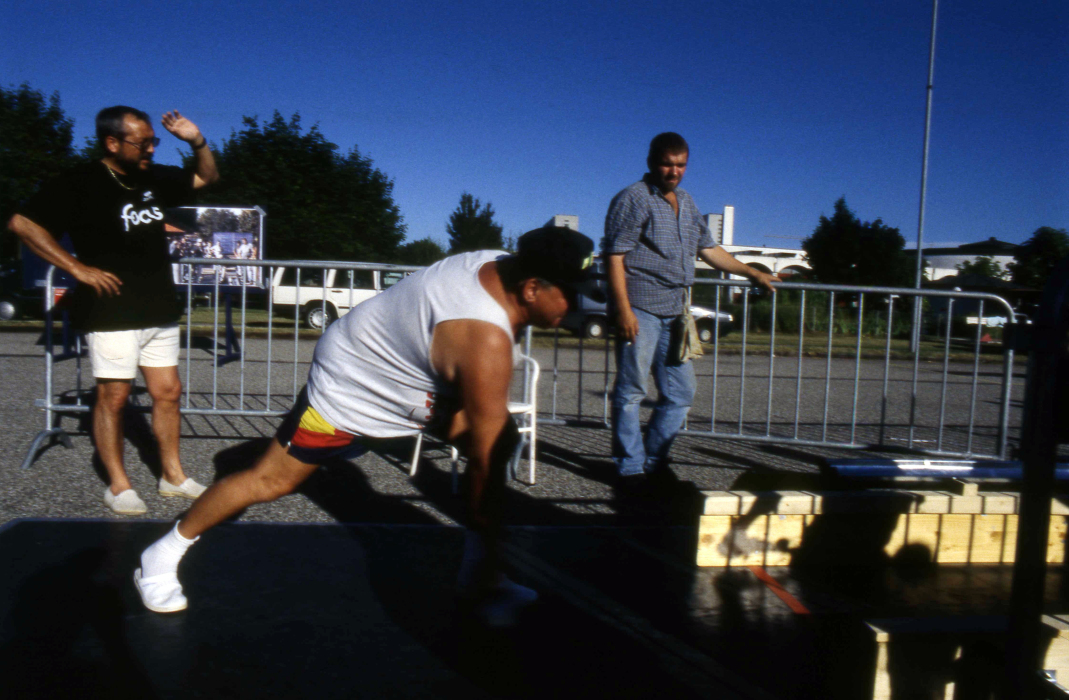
611, 307, 696, 476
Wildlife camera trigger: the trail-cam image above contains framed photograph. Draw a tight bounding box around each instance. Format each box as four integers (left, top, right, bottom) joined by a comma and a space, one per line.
165, 206, 265, 290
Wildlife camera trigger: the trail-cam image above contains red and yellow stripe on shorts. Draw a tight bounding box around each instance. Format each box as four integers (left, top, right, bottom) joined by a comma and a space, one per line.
290, 404, 357, 451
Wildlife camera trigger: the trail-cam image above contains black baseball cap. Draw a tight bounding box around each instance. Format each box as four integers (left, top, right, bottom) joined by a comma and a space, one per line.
514, 226, 606, 304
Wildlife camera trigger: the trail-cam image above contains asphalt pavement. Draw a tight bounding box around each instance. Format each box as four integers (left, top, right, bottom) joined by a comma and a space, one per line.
0, 326, 1030, 528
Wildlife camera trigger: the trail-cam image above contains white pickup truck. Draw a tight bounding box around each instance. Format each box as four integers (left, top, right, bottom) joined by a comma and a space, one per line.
270, 265, 414, 330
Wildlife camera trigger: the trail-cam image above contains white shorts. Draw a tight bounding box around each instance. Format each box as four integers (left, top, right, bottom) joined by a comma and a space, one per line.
85, 324, 180, 380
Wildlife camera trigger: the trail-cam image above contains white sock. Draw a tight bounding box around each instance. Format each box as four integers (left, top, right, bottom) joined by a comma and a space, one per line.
140, 522, 199, 579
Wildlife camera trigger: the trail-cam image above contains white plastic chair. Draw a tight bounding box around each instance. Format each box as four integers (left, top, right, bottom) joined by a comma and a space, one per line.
410, 355, 540, 492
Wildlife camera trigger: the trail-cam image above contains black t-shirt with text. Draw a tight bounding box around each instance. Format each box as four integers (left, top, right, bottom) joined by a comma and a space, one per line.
21, 161, 194, 331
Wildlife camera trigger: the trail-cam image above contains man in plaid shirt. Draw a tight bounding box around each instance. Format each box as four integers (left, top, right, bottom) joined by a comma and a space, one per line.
603, 132, 778, 486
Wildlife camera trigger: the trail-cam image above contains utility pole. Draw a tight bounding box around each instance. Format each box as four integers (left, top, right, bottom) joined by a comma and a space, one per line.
911, 0, 939, 352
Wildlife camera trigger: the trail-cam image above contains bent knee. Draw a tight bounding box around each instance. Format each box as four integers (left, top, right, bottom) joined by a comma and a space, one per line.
246, 450, 312, 502
249, 470, 301, 502
489, 417, 521, 466
148, 381, 183, 403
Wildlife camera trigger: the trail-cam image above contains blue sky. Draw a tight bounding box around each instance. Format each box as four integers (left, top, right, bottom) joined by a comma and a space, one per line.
3, 0, 1066, 252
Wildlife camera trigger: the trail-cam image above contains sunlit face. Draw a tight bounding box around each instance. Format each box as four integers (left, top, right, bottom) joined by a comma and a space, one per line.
110, 116, 156, 172
649, 150, 688, 193
525, 280, 571, 329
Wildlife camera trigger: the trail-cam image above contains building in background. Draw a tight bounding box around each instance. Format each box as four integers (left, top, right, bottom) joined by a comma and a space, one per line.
699, 206, 809, 279
546, 215, 579, 231
704, 207, 734, 246
912, 237, 1018, 281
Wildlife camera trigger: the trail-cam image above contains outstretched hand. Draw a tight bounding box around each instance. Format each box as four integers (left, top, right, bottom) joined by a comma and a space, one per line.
750, 269, 781, 294
161, 111, 202, 144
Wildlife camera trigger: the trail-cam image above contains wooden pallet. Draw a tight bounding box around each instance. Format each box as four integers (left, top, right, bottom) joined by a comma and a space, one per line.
697, 487, 1069, 567
867, 615, 1069, 699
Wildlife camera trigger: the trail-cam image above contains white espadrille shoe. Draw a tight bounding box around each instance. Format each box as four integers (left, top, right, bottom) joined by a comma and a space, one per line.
158, 477, 207, 500
104, 488, 147, 515
134, 568, 188, 613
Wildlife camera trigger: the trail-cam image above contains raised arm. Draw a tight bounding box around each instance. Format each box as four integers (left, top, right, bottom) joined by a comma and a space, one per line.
7, 214, 121, 296
161, 110, 219, 189
698, 246, 779, 293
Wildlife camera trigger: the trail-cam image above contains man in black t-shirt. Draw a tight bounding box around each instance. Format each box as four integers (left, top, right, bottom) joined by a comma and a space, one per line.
8, 106, 219, 515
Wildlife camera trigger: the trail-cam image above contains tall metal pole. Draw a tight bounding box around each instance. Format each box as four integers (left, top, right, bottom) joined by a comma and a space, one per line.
911, 0, 939, 352
1004, 258, 1069, 697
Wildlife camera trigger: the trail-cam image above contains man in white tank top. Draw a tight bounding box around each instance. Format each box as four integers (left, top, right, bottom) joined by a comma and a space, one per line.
135, 227, 600, 625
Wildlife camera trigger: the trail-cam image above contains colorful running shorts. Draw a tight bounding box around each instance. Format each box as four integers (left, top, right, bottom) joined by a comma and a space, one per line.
275, 387, 370, 464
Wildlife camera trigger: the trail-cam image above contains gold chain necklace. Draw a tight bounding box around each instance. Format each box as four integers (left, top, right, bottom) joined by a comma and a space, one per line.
103, 162, 136, 191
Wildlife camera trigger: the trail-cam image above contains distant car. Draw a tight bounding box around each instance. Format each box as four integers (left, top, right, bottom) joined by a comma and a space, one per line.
557, 256, 735, 340
559, 293, 734, 340
0, 261, 45, 321
690, 305, 736, 343
559, 291, 612, 339
270, 265, 411, 330
0, 262, 23, 320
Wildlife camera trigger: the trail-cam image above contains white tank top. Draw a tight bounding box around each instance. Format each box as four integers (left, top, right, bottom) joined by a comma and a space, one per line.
306, 250, 514, 438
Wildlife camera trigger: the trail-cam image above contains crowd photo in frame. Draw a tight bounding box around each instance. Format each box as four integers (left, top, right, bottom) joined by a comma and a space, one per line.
165, 206, 265, 291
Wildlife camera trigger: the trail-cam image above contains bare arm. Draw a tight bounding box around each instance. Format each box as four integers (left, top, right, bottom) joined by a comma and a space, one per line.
606, 254, 639, 342
6, 214, 121, 296
698, 246, 780, 293
161, 111, 219, 189
430, 320, 514, 532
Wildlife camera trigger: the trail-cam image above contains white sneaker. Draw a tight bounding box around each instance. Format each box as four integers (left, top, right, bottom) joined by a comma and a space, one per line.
104, 488, 147, 515
133, 568, 188, 613
158, 477, 207, 500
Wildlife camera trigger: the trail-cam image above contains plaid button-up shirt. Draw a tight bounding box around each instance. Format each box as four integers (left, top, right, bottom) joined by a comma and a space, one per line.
603, 174, 717, 317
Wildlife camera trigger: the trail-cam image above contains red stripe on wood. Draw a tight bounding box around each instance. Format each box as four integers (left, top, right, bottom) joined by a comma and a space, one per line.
749, 566, 811, 615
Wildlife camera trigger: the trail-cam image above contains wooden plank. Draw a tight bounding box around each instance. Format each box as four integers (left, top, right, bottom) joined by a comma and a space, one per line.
700, 490, 1050, 516
1051, 517, 1067, 564
867, 616, 1069, 699
869, 623, 892, 700
697, 513, 1068, 567
696, 514, 813, 567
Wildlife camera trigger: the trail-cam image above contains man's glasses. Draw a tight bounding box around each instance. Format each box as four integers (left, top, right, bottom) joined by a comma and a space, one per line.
121, 137, 161, 152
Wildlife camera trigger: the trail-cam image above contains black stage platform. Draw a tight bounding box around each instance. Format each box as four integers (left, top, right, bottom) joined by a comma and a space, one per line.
0, 519, 768, 700
3, 519, 1067, 699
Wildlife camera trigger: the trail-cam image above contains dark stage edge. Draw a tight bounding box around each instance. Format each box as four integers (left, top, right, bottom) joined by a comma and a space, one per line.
0, 519, 771, 700
4, 519, 1066, 699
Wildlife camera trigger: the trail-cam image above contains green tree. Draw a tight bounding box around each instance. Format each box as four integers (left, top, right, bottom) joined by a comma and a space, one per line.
397, 237, 446, 266
801, 197, 913, 287
1008, 227, 1069, 289
447, 192, 503, 254
0, 83, 78, 258
956, 255, 1007, 280
195, 112, 405, 261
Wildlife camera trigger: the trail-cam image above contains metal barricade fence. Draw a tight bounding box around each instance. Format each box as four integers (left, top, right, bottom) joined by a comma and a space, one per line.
22, 259, 424, 468
23, 262, 1022, 469
539, 278, 1020, 460
171, 258, 425, 418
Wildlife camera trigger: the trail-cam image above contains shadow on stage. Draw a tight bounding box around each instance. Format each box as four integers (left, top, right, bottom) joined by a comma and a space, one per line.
0, 436, 742, 699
